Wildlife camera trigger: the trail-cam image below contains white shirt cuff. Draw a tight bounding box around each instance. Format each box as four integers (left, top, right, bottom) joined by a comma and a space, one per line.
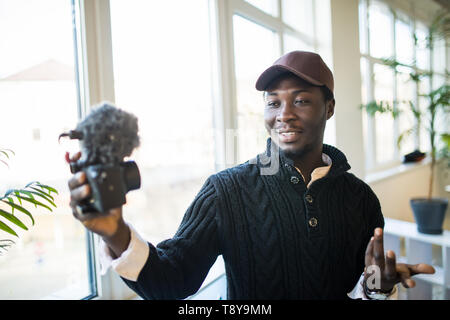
99, 223, 150, 282
347, 273, 398, 300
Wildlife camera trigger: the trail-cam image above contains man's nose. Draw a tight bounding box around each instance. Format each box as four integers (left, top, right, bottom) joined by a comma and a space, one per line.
276, 101, 296, 122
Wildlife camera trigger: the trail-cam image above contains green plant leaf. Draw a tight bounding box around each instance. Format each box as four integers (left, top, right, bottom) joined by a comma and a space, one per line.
37, 184, 59, 195
25, 181, 59, 195
10, 195, 52, 213
0, 209, 28, 230
23, 189, 56, 207
0, 220, 18, 237
0, 239, 15, 254
397, 127, 416, 149
0, 150, 10, 159
28, 186, 54, 200
0, 200, 35, 225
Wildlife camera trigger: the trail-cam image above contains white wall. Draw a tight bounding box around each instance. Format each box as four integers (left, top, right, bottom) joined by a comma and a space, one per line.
329, 0, 366, 179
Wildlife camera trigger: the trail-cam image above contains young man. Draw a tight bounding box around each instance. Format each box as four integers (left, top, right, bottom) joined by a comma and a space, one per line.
68, 51, 434, 299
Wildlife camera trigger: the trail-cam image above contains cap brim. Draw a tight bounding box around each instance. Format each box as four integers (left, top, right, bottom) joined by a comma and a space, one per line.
255, 65, 324, 91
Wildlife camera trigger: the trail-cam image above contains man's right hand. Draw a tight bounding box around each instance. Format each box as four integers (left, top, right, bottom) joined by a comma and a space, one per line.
67, 151, 131, 258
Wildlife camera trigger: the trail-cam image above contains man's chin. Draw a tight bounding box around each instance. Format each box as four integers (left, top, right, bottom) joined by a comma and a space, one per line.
278, 143, 306, 159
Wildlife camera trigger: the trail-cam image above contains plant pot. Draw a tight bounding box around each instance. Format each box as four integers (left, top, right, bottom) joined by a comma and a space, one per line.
410, 198, 448, 235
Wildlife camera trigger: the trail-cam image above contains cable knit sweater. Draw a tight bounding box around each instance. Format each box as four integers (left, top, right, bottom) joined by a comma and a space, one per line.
123, 139, 384, 299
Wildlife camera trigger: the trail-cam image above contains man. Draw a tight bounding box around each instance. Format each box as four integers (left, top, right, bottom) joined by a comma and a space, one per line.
68, 51, 434, 299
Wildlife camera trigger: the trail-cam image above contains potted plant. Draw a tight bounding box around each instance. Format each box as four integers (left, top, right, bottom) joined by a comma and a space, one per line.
360, 12, 449, 234
0, 148, 58, 254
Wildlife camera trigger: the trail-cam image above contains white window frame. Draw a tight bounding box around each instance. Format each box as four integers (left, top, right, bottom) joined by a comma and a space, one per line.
359, 0, 449, 175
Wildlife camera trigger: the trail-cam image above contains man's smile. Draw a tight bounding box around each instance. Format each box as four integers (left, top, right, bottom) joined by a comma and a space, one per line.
276, 128, 304, 143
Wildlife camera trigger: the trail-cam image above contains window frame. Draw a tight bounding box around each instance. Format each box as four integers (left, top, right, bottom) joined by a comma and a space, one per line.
359, 0, 442, 174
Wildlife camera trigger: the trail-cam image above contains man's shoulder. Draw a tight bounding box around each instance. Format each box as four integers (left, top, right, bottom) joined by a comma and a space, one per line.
207, 160, 261, 192
337, 171, 375, 195
211, 160, 259, 180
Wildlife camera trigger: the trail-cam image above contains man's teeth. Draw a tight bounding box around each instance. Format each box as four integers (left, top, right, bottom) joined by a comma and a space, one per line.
280, 132, 297, 136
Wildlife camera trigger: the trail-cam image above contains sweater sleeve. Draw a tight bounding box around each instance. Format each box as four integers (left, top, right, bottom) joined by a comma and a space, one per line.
350, 183, 385, 295
121, 176, 221, 300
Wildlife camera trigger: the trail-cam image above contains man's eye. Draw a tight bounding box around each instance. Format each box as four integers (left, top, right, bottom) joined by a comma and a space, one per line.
266, 101, 279, 108
295, 99, 309, 105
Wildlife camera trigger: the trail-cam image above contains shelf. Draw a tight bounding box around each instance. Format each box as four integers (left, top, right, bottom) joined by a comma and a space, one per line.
384, 218, 450, 247
414, 266, 447, 287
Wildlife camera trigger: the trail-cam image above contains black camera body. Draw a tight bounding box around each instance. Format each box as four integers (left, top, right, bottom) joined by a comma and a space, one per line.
61, 102, 141, 214
70, 160, 141, 213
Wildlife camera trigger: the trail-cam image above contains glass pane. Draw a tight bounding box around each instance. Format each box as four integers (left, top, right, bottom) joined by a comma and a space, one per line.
0, 0, 93, 299
359, 0, 368, 55
418, 76, 431, 152
373, 64, 395, 163
432, 38, 446, 75
396, 70, 416, 154
360, 58, 370, 163
395, 16, 413, 65
369, 0, 393, 59
233, 15, 279, 163
110, 0, 215, 243
245, 0, 278, 16
283, 33, 313, 54
415, 23, 430, 71
281, 0, 313, 35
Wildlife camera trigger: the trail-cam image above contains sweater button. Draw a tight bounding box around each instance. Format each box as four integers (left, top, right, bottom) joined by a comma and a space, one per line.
305, 194, 313, 203
309, 217, 318, 227
290, 176, 300, 184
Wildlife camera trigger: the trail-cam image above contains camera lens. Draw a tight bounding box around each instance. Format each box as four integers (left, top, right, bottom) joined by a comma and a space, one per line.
121, 161, 141, 192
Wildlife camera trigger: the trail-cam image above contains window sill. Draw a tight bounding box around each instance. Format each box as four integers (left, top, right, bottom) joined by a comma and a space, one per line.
364, 157, 431, 185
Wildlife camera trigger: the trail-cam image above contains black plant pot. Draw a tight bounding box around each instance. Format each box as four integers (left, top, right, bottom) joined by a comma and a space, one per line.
410, 198, 448, 235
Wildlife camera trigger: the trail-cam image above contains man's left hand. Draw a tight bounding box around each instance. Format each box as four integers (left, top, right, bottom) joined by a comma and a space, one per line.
364, 227, 435, 293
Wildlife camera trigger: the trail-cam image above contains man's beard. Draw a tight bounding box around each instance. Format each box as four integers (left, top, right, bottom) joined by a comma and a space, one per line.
282, 144, 310, 160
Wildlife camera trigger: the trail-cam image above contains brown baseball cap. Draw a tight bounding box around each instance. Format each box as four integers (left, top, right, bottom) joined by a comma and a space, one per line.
255, 51, 334, 94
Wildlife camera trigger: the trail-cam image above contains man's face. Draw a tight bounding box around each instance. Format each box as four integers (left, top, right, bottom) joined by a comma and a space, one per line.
263, 74, 335, 158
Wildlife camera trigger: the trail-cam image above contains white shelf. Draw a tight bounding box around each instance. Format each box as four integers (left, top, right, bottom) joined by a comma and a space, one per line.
384, 218, 450, 247
384, 218, 450, 299
414, 266, 446, 287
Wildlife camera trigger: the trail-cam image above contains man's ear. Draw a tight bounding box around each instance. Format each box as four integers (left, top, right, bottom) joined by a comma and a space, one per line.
326, 99, 335, 120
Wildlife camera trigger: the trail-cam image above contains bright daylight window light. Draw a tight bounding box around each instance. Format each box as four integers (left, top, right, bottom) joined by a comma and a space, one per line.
0, 0, 93, 299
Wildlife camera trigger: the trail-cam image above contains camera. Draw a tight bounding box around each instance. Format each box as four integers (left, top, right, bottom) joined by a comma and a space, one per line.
61, 102, 141, 213
70, 159, 141, 213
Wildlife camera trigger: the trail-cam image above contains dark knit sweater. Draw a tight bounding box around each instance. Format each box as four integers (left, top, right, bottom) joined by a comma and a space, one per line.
123, 139, 384, 300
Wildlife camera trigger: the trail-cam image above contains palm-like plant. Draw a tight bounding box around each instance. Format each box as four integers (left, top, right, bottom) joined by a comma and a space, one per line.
0, 148, 58, 254
360, 11, 450, 200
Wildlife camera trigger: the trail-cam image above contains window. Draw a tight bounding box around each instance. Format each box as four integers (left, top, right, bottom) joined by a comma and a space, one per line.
245, 0, 278, 16
0, 0, 95, 299
233, 15, 279, 163
359, 0, 446, 173
109, 0, 216, 244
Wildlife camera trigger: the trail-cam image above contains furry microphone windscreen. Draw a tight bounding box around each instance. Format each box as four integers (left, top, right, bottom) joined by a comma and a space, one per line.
76, 102, 140, 166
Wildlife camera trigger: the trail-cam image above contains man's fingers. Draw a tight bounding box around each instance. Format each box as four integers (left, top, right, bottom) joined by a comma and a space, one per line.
365, 236, 374, 267
68, 171, 87, 190
373, 228, 385, 270
408, 263, 436, 277
384, 250, 397, 280
65, 151, 81, 164
70, 151, 81, 162
395, 263, 412, 288
70, 184, 91, 202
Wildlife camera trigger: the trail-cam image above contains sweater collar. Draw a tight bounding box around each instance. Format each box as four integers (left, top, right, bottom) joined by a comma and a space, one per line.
259, 138, 351, 177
